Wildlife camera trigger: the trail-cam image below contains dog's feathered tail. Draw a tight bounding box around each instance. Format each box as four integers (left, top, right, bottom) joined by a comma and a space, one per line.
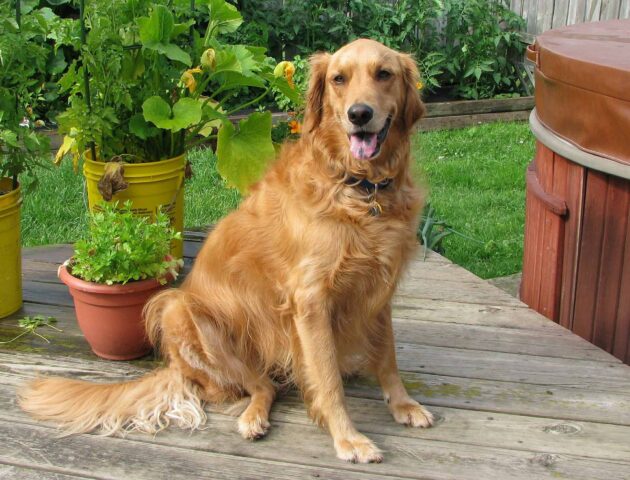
18, 289, 207, 436
18, 367, 205, 436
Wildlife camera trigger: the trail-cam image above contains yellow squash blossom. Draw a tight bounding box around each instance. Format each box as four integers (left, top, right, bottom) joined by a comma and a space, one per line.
54, 128, 81, 172
274, 61, 296, 89
180, 67, 203, 93
200, 48, 216, 70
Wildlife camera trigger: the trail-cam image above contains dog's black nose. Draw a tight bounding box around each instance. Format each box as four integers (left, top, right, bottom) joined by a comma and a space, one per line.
347, 104, 374, 126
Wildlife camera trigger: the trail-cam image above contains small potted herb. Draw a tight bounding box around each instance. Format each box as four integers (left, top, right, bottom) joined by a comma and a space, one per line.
58, 201, 182, 360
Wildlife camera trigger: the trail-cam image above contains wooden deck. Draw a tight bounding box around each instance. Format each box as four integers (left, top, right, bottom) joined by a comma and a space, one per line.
1, 236, 630, 480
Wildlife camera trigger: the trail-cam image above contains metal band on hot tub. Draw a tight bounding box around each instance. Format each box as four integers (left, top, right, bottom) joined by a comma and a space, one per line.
529, 109, 630, 181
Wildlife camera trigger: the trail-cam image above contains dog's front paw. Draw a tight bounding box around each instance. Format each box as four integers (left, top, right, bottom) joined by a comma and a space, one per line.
390, 399, 434, 428
238, 412, 271, 440
334, 434, 383, 463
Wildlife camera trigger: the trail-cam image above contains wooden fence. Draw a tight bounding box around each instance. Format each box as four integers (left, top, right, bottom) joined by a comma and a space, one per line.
510, 0, 630, 40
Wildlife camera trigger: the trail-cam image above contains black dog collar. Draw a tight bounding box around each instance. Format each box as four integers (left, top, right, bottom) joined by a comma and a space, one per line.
344, 177, 393, 216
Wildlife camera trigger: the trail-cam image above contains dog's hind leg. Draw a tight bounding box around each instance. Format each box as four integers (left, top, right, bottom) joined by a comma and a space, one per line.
237, 375, 275, 440
162, 297, 276, 440
154, 292, 275, 440
369, 305, 434, 428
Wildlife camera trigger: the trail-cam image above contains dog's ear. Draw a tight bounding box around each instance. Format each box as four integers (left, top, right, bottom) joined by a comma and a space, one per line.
399, 54, 425, 131
303, 52, 331, 134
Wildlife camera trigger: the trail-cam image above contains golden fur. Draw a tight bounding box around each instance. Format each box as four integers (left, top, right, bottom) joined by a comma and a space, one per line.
19, 39, 433, 463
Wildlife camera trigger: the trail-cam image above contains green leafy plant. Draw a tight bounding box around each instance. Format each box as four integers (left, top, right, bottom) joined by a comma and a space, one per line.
70, 201, 182, 285
440, 0, 525, 99
0, 114, 49, 192
234, 0, 524, 100
0, 315, 61, 345
418, 203, 482, 259
0, 1, 60, 190
55, 0, 299, 193
272, 55, 308, 112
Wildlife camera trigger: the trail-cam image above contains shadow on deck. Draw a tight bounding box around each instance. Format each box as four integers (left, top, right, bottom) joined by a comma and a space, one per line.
1, 235, 629, 479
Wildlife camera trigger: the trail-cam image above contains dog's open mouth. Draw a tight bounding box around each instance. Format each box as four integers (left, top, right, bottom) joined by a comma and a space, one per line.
348, 117, 392, 160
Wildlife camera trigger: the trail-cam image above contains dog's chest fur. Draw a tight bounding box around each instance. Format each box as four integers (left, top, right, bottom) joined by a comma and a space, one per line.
316, 190, 419, 323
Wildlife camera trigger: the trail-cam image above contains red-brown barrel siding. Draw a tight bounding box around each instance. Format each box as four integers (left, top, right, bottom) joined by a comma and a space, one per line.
521, 143, 630, 364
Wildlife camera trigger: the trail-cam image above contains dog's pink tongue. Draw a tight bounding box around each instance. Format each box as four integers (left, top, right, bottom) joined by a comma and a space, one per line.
350, 133, 378, 160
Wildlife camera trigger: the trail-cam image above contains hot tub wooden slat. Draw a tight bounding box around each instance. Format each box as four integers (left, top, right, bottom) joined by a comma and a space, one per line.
558, 155, 585, 330
592, 177, 630, 353
614, 230, 630, 364
573, 172, 611, 342
538, 149, 565, 320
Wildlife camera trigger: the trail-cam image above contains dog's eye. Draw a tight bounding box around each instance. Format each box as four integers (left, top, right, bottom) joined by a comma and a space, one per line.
377, 69, 392, 80
333, 74, 345, 85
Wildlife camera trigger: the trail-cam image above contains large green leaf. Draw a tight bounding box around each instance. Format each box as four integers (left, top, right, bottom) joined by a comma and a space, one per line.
142, 97, 202, 132
138, 5, 173, 44
0, 130, 19, 148
23, 130, 49, 153
212, 45, 263, 82
138, 6, 191, 66
46, 49, 67, 74
216, 112, 275, 193
155, 43, 191, 65
218, 71, 266, 90
170, 19, 195, 39
270, 75, 304, 106
19, 0, 39, 15
121, 51, 145, 80
207, 0, 243, 39
229, 45, 261, 76
129, 114, 159, 139
212, 49, 241, 74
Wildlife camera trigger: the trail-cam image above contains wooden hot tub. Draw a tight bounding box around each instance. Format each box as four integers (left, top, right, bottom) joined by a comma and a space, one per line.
521, 19, 630, 365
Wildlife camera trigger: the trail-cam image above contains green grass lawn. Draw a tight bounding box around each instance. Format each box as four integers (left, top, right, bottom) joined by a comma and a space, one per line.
21, 121, 534, 279
415, 122, 535, 278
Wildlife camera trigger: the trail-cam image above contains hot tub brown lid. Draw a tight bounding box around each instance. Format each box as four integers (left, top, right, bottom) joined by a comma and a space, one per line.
530, 110, 630, 180
530, 19, 630, 166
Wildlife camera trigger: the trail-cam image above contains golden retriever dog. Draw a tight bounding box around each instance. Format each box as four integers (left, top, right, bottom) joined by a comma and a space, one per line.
19, 39, 433, 463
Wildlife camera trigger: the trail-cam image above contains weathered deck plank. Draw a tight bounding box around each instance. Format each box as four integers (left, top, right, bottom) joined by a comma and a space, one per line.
2, 240, 630, 479
0, 465, 92, 480
1, 383, 629, 480
3, 351, 629, 426
9, 272, 616, 363
0, 420, 402, 480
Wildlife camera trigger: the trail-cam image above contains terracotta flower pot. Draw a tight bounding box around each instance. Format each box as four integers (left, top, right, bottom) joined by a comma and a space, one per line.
58, 263, 166, 360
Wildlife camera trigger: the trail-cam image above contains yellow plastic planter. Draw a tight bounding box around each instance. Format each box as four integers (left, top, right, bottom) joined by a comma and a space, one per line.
0, 178, 22, 318
83, 154, 186, 258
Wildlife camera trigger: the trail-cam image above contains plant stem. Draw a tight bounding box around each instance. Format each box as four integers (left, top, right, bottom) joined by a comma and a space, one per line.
226, 87, 271, 116
79, 0, 98, 162
194, 71, 219, 98
189, 0, 196, 46
185, 93, 226, 140
0, 330, 28, 345
32, 330, 51, 343
15, 0, 20, 27
13, 1, 21, 191
186, 134, 217, 150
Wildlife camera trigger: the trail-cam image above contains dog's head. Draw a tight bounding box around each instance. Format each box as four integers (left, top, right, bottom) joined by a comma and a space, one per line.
303, 39, 424, 167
